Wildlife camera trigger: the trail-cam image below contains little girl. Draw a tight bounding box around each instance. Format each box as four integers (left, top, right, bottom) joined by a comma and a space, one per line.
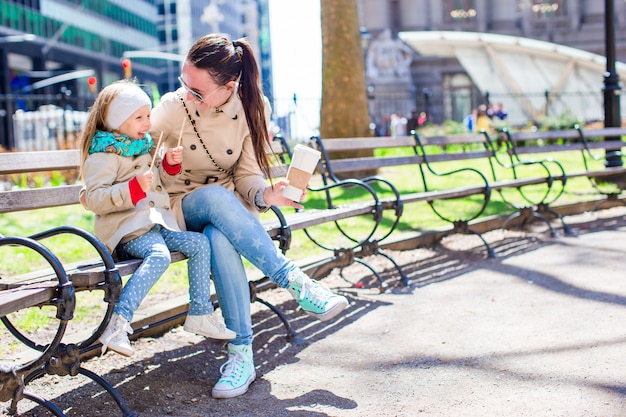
80, 80, 235, 356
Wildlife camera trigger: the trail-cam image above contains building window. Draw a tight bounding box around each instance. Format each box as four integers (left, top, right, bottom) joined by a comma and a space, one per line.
445, 0, 477, 24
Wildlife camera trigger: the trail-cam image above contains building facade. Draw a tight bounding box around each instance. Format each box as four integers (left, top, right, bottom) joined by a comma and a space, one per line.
357, 0, 626, 127
0, 0, 272, 149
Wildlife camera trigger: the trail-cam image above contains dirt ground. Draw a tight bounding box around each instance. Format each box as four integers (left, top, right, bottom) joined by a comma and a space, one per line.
4, 208, 626, 417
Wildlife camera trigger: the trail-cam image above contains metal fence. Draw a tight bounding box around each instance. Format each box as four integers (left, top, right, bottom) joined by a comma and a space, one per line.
272, 89, 625, 140
1, 93, 93, 151
12, 106, 88, 151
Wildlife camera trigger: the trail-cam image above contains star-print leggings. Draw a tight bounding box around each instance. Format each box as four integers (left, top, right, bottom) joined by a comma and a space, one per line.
115, 225, 213, 322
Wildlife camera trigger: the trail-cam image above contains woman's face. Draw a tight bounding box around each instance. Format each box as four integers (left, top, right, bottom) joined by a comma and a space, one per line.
116, 105, 151, 140
179, 61, 231, 109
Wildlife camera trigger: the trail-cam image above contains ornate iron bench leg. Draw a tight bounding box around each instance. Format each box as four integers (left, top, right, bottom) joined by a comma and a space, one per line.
7, 390, 67, 417
351, 258, 387, 291
502, 207, 558, 237
79, 367, 138, 417
537, 204, 575, 236
248, 281, 303, 344
374, 249, 411, 286
450, 222, 497, 259
22, 343, 137, 417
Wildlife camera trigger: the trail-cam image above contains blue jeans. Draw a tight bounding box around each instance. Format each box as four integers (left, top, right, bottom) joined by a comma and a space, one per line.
116, 225, 214, 321
182, 185, 297, 346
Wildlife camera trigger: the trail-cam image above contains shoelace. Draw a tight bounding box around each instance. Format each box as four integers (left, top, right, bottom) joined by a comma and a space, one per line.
101, 319, 133, 354
218, 352, 252, 384
207, 313, 228, 332
296, 278, 332, 307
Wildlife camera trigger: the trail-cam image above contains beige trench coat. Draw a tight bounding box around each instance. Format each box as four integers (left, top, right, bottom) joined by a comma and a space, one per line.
82, 151, 180, 253
150, 89, 270, 229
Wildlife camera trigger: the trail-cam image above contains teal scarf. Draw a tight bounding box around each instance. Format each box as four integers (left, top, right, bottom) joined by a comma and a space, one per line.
88, 130, 154, 157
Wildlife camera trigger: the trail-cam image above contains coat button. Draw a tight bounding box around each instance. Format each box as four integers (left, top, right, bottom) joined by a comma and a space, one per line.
149, 201, 155, 207
227, 149, 233, 155
135, 165, 141, 170
184, 179, 191, 185
156, 185, 162, 191
190, 144, 197, 150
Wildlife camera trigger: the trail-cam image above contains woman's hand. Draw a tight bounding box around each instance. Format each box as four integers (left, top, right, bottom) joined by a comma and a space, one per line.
263, 179, 306, 209
165, 146, 183, 165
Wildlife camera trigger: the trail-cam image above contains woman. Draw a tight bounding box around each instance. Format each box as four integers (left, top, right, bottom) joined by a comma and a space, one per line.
151, 34, 349, 399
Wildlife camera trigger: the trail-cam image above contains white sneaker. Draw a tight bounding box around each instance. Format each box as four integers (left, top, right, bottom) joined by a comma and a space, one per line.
98, 313, 134, 357
183, 311, 236, 339
212, 344, 256, 399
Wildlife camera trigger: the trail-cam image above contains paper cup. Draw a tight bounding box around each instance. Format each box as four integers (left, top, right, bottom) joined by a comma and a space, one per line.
283, 144, 321, 202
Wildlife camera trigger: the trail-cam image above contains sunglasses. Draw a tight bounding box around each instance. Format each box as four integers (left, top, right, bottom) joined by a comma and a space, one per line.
178, 76, 223, 104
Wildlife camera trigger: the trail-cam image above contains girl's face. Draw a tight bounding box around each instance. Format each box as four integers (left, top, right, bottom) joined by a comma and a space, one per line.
116, 104, 151, 140
180, 61, 233, 109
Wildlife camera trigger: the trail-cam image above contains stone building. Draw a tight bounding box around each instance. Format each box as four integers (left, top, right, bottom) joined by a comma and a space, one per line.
357, 0, 626, 127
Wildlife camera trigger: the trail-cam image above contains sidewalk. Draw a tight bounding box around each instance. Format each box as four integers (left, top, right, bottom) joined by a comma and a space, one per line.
16, 208, 626, 417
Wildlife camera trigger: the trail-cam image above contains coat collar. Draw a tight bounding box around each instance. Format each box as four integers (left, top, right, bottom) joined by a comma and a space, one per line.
214, 93, 241, 120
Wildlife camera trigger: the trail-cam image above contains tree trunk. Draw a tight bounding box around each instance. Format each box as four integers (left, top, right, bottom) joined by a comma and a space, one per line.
320, 0, 376, 178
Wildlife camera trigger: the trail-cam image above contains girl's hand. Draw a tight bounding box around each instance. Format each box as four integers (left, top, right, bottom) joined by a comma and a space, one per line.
165, 146, 183, 165
137, 170, 153, 192
263, 179, 305, 209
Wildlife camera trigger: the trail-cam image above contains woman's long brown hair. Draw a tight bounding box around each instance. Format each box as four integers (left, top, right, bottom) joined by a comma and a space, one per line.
186, 34, 272, 181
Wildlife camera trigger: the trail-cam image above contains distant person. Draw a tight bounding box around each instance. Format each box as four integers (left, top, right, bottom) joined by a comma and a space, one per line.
389, 113, 407, 137
80, 80, 235, 357
418, 111, 428, 127
475, 104, 492, 133
464, 108, 477, 132
493, 102, 508, 120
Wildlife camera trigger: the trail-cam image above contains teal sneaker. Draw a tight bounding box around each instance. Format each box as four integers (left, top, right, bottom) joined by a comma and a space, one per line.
211, 343, 256, 399
287, 269, 349, 322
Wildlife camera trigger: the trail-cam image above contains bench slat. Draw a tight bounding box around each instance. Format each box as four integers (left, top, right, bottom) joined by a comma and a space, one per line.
424, 133, 487, 146
0, 285, 57, 317
0, 185, 83, 213
0, 150, 80, 175
318, 136, 416, 152
262, 203, 376, 236
582, 128, 626, 139
324, 155, 422, 173
508, 130, 581, 142
67, 251, 189, 287
503, 142, 613, 156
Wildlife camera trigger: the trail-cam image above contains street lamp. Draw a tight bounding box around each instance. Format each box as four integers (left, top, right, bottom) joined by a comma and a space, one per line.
603, 0, 622, 168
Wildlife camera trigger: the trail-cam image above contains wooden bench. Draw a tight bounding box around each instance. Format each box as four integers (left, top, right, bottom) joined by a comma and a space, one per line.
479, 130, 573, 237
500, 126, 626, 211
310, 131, 569, 263
0, 141, 384, 415
265, 136, 387, 288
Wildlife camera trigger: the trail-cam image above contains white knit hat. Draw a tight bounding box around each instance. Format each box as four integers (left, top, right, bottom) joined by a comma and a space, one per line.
105, 86, 152, 130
